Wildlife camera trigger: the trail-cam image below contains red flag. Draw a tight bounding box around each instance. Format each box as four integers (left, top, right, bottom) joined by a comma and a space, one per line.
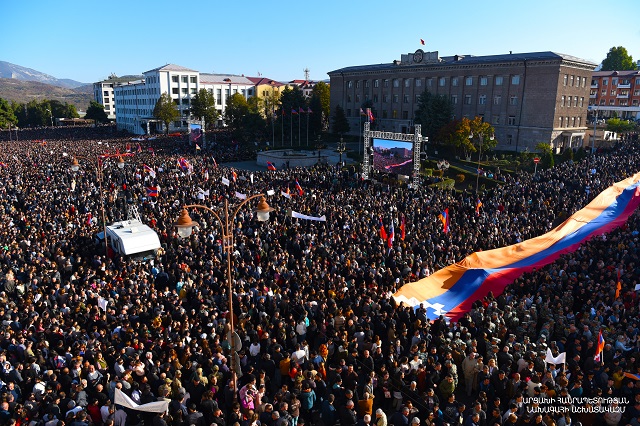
438, 209, 450, 234
379, 217, 387, 240
400, 216, 406, 241
86, 213, 92, 226
137, 143, 142, 153
420, 38, 425, 45
594, 330, 605, 362
295, 180, 303, 196
146, 186, 159, 197
232, 170, 238, 182
267, 161, 277, 171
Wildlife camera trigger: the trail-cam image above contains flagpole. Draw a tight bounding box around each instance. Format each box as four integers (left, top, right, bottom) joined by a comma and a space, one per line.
290, 112, 293, 147
281, 110, 284, 147
298, 110, 301, 148
359, 114, 362, 157
306, 110, 309, 147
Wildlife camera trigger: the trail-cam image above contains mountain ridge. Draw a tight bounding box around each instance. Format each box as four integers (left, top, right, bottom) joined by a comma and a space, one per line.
0, 60, 88, 89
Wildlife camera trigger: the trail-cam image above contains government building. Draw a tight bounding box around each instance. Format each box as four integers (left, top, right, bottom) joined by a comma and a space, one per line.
328, 50, 597, 152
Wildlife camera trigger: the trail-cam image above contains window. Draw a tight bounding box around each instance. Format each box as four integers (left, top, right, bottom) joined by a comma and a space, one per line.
465, 77, 473, 86
355, 95, 360, 103
347, 81, 353, 89
104, 105, 110, 110
383, 95, 389, 103
451, 95, 458, 105
609, 99, 615, 105
582, 77, 587, 87
104, 98, 109, 103
190, 88, 196, 95
415, 79, 421, 87
570, 75, 574, 87
346, 109, 351, 117
427, 78, 433, 87
619, 100, 628, 106
633, 100, 639, 106
508, 116, 516, 125
579, 97, 584, 107
182, 98, 190, 105
364, 80, 370, 88
374, 79, 379, 88
612, 78, 618, 86
636, 78, 640, 85
611, 90, 616, 96
393, 79, 400, 88
509, 96, 518, 105
452, 77, 459, 87
415, 95, 420, 102
511, 75, 520, 85
355, 81, 360, 89
495, 76, 503, 86
404, 79, 411, 88
402, 111, 409, 120
347, 95, 352, 102
382, 110, 388, 119
602, 79, 608, 86
373, 94, 378, 102
393, 94, 399, 103
464, 95, 472, 105
577, 117, 581, 126
494, 95, 501, 105
439, 77, 446, 87
392, 110, 397, 119
480, 76, 488, 86
174, 120, 181, 127
559, 117, 563, 127
383, 79, 389, 88
601, 89, 606, 96
172, 76, 179, 83
224, 89, 229, 98
563, 75, 568, 86
403, 95, 409, 103
103, 90, 109, 96
571, 117, 576, 127
172, 88, 179, 95
181, 76, 188, 83
634, 90, 640, 96
478, 95, 487, 105
190, 76, 197, 84
181, 88, 188, 94
492, 115, 500, 125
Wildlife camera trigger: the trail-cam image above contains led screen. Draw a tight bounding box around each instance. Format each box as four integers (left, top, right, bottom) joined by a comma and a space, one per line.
372, 138, 414, 175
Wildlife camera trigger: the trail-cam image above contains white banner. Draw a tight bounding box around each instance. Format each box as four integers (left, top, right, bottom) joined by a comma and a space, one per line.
221, 177, 230, 186
290, 210, 326, 222
281, 191, 291, 199
545, 348, 566, 365
115, 388, 169, 413
235, 192, 247, 200
266, 189, 275, 196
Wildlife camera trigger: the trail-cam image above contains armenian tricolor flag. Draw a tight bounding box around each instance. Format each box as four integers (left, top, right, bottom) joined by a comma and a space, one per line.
267, 161, 277, 171
394, 172, 640, 320
438, 208, 450, 234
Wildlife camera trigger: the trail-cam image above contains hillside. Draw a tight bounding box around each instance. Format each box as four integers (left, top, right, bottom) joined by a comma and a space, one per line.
0, 61, 86, 89
0, 78, 93, 111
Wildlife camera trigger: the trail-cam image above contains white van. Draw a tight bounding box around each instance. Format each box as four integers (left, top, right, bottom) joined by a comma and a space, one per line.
97, 219, 161, 261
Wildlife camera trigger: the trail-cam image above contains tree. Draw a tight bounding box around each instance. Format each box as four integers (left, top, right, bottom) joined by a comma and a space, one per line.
606, 117, 635, 134
535, 142, 554, 168
153, 92, 180, 134
190, 89, 219, 130
224, 93, 250, 133
601, 46, 635, 71
0, 98, 17, 129
310, 81, 330, 134
414, 91, 454, 141
85, 101, 109, 124
441, 117, 495, 159
332, 105, 350, 136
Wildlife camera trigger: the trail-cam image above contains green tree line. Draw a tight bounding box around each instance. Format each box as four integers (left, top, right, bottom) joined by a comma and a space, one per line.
0, 97, 81, 129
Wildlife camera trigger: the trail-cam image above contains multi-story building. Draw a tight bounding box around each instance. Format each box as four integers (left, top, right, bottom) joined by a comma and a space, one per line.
93, 75, 143, 120
329, 50, 596, 152
288, 80, 317, 98
111, 64, 253, 135
589, 70, 640, 121
247, 77, 286, 116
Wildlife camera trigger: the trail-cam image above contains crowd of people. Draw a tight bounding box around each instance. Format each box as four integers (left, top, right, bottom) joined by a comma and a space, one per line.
0, 125, 638, 426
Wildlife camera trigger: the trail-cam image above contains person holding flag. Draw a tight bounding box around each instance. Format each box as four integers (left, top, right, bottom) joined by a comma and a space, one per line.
379, 217, 387, 240
232, 170, 238, 182
400, 215, 406, 241
476, 199, 483, 215
594, 330, 605, 362
143, 164, 156, 179
295, 180, 303, 196
387, 220, 394, 249
267, 161, 277, 171
438, 208, 450, 234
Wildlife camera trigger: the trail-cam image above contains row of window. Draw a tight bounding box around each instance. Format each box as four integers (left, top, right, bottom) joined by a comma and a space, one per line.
558, 116, 582, 128
592, 99, 639, 106
346, 93, 520, 106
560, 96, 585, 108
171, 75, 198, 84
596, 77, 640, 86
346, 75, 521, 90
563, 75, 588, 88
596, 89, 637, 96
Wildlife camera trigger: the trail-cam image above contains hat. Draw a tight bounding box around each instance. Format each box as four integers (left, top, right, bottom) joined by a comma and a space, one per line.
376, 409, 384, 415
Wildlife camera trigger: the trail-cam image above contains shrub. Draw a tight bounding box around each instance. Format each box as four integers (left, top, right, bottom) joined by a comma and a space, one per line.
456, 174, 466, 183
433, 169, 444, 178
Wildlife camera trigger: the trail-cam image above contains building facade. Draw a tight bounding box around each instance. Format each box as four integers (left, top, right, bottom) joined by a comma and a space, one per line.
589, 70, 640, 121
93, 75, 143, 120
329, 51, 596, 152
111, 64, 254, 135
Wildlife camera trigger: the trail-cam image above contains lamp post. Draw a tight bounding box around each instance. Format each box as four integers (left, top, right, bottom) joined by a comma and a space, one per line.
46, 108, 53, 127
592, 107, 598, 154
174, 195, 275, 396
70, 152, 132, 257
469, 131, 494, 193
337, 137, 347, 167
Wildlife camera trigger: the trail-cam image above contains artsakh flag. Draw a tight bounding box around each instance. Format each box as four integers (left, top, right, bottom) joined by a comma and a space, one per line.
594, 330, 605, 362
295, 180, 303, 196
232, 170, 238, 182
379, 217, 387, 240
146, 186, 159, 197
291, 108, 298, 115
476, 199, 483, 215
267, 161, 277, 171
143, 164, 156, 179
400, 216, 406, 241
178, 157, 191, 172
438, 208, 450, 234
420, 39, 425, 45
388, 221, 394, 248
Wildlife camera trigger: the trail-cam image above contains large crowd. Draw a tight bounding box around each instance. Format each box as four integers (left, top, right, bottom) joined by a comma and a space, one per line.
0, 125, 639, 426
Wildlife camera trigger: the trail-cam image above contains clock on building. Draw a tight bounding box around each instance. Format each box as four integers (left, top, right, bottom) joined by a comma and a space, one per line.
414, 49, 424, 63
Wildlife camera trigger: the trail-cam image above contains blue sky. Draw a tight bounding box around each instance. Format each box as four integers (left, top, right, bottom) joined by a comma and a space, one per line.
4, 0, 639, 84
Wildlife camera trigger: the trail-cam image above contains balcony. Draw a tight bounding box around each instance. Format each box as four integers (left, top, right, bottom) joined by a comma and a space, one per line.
617, 93, 629, 99
591, 83, 599, 88
618, 83, 631, 89
590, 93, 597, 98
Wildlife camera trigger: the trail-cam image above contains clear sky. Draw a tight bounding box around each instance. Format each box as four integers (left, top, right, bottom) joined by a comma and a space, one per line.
3, 0, 639, 84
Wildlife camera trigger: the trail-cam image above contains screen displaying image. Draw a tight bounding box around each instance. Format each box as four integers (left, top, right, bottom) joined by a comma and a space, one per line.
372, 138, 414, 175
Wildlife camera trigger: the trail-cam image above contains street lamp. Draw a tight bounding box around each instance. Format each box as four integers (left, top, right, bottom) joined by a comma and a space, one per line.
337, 137, 347, 166
46, 108, 53, 127
173, 195, 275, 395
469, 131, 494, 192
70, 152, 132, 257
